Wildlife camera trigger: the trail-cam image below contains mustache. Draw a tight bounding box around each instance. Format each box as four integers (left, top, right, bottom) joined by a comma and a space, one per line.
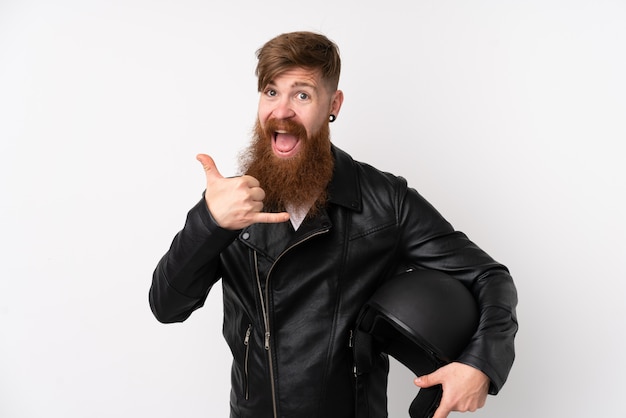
263, 118, 308, 140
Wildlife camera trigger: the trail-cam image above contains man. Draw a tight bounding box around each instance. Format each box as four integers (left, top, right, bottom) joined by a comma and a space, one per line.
150, 31, 518, 418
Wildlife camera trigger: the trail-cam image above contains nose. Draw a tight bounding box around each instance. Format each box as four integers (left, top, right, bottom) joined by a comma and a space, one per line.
271, 97, 296, 120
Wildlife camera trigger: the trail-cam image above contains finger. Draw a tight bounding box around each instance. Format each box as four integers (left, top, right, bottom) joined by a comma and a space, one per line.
248, 186, 266, 202
431, 405, 451, 418
196, 154, 224, 182
250, 211, 290, 224
240, 174, 261, 189
414, 373, 440, 389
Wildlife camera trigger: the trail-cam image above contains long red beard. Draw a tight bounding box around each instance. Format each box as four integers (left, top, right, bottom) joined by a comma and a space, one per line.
239, 118, 334, 215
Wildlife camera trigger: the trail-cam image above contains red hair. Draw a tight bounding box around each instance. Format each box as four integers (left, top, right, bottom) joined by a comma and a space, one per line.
255, 31, 341, 92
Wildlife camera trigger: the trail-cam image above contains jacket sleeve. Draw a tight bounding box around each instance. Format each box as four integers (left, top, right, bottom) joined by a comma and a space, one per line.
149, 196, 240, 323
398, 185, 518, 395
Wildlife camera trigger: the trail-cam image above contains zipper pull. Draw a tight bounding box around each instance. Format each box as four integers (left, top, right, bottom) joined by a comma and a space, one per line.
264, 331, 271, 350
348, 330, 354, 348
244, 324, 252, 346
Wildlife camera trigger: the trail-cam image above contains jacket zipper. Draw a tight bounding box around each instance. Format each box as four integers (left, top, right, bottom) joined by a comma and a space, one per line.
243, 323, 252, 400
348, 329, 357, 377
253, 228, 330, 418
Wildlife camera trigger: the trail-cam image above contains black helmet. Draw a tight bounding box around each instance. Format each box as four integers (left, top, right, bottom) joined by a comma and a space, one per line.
354, 269, 479, 418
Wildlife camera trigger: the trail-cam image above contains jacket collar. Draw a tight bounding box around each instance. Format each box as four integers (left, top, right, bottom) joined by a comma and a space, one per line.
328, 145, 362, 212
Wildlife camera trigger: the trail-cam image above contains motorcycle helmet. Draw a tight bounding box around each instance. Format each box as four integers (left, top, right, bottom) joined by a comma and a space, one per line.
354, 269, 479, 418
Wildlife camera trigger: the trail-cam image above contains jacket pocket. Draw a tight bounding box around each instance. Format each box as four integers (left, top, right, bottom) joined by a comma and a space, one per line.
243, 323, 252, 400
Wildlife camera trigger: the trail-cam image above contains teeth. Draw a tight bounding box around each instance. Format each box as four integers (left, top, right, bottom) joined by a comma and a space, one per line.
276, 130, 287, 134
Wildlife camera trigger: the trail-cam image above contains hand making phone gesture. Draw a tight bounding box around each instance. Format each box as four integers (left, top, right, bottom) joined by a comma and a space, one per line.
196, 154, 290, 230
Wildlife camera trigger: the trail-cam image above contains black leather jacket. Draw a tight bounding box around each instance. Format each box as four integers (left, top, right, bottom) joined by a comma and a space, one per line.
149, 146, 518, 418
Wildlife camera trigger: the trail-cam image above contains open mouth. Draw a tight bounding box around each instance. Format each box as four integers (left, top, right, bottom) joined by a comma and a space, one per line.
272, 130, 301, 157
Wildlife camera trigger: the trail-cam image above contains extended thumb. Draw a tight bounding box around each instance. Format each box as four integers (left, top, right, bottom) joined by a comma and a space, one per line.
414, 372, 439, 388
196, 154, 223, 180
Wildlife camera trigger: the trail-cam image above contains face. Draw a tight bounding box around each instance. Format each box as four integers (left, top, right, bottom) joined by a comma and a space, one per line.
239, 67, 343, 213
257, 67, 343, 159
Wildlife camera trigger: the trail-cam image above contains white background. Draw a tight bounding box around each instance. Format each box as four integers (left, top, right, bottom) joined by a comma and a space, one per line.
1, 1, 625, 417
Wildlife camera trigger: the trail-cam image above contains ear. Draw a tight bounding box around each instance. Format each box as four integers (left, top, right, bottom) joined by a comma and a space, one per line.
330, 90, 344, 117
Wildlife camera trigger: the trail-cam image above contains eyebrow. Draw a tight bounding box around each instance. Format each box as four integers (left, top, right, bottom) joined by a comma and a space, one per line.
291, 81, 317, 90
266, 80, 318, 91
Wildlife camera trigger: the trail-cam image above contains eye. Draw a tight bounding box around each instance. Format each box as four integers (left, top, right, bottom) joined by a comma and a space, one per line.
297, 92, 310, 101
265, 88, 277, 97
